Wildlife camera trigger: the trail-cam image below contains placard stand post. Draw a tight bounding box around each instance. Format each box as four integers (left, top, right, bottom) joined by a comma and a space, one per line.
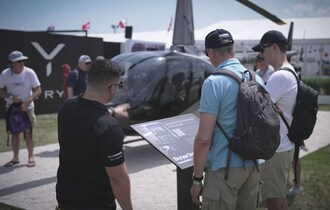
131, 114, 201, 210
177, 166, 199, 210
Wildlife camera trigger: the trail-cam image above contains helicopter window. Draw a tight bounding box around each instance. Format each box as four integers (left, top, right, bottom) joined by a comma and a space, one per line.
159, 59, 190, 105
110, 55, 166, 108
113, 52, 166, 75
111, 52, 136, 63
126, 56, 165, 88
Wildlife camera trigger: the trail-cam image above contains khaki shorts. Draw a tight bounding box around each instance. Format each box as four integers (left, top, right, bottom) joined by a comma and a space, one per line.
201, 166, 259, 210
27, 108, 36, 128
260, 149, 294, 200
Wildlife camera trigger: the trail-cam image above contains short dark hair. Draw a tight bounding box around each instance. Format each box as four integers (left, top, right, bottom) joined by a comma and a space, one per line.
277, 42, 287, 52
87, 58, 121, 88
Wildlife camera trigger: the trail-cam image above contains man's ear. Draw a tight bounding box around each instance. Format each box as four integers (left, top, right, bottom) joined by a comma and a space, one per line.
272, 43, 279, 51
107, 84, 115, 96
209, 48, 214, 58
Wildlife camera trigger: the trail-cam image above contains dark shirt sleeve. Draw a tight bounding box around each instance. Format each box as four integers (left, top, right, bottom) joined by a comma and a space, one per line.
100, 124, 125, 167
67, 70, 78, 88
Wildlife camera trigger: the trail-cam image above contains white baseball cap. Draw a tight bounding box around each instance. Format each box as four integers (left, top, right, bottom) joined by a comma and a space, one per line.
8, 51, 28, 62
78, 55, 91, 63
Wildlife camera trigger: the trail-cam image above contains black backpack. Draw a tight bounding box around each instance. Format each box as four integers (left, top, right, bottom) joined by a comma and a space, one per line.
213, 69, 280, 179
279, 67, 318, 146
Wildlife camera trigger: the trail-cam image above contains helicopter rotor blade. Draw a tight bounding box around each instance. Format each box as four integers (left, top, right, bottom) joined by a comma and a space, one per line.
237, 0, 286, 25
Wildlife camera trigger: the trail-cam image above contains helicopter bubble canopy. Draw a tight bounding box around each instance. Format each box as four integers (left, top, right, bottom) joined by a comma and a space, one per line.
108, 51, 214, 126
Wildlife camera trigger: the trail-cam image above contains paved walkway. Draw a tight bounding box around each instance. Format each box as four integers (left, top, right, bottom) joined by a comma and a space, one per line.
0, 111, 329, 210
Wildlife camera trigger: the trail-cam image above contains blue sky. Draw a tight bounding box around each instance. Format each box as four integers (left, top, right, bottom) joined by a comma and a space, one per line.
0, 0, 329, 33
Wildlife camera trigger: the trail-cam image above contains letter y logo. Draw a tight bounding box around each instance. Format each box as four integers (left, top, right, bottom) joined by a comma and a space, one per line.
31, 42, 65, 76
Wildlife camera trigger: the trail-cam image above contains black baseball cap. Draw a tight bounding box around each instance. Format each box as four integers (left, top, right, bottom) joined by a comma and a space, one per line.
205, 29, 234, 49
252, 30, 288, 52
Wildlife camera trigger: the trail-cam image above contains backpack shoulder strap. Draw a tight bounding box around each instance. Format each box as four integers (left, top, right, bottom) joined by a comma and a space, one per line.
212, 68, 245, 140
279, 67, 300, 83
212, 68, 242, 140
278, 67, 299, 129
215, 121, 232, 180
212, 69, 243, 84
279, 67, 301, 100
246, 69, 256, 81
5, 103, 16, 133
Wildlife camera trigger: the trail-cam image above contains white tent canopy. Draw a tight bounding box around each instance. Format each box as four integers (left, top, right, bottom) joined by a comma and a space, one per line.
90, 17, 330, 49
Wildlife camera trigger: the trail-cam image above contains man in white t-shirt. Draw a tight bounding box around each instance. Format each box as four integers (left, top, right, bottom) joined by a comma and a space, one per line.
0, 51, 42, 168
253, 31, 297, 210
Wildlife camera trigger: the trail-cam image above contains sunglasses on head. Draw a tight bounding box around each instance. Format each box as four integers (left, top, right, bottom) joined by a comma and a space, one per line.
108, 81, 124, 89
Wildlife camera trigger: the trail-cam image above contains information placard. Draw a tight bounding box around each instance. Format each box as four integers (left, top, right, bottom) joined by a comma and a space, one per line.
131, 113, 199, 169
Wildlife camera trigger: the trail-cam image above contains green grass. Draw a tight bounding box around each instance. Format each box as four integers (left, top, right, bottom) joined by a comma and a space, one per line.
0, 113, 58, 153
319, 104, 330, 111
258, 145, 330, 210
286, 145, 330, 210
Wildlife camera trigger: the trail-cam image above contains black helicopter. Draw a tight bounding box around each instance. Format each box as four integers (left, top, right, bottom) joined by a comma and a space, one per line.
109, 51, 214, 129
108, 0, 294, 130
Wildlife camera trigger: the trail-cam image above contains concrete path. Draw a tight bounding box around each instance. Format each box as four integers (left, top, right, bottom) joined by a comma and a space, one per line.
0, 111, 329, 210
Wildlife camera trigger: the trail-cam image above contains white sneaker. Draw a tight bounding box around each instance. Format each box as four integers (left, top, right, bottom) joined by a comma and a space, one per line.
287, 186, 304, 197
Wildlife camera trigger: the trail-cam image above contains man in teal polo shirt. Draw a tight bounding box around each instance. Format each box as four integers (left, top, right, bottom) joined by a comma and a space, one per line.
191, 29, 264, 210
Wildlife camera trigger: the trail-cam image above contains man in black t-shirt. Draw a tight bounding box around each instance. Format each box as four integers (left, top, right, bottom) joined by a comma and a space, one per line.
56, 58, 133, 210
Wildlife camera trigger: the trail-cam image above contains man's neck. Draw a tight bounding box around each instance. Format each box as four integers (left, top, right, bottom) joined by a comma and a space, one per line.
82, 89, 108, 105
214, 55, 234, 68
273, 53, 289, 70
11, 67, 24, 74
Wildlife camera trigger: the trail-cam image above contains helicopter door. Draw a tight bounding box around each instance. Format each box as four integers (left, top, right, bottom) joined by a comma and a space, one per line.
159, 59, 191, 112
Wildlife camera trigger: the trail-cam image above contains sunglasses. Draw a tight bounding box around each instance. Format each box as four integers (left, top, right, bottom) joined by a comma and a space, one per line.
15, 60, 24, 63
85, 62, 92, 65
204, 48, 210, 57
260, 44, 272, 53
108, 81, 124, 89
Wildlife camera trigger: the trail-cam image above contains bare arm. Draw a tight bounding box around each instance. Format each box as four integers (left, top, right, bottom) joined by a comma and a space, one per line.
30, 86, 42, 101
22, 86, 42, 111
106, 162, 133, 210
67, 87, 74, 98
191, 112, 216, 206
0, 88, 24, 103
109, 103, 131, 119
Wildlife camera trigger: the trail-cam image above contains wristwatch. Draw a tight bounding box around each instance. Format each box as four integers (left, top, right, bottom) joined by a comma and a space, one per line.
108, 107, 116, 117
192, 174, 203, 185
